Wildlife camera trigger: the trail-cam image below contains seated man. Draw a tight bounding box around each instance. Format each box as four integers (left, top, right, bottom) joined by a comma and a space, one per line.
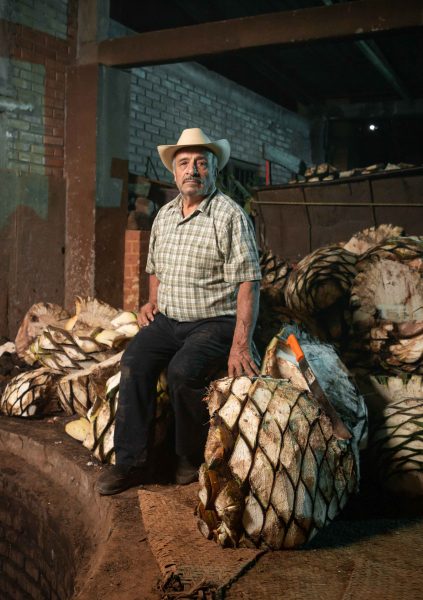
96, 127, 261, 495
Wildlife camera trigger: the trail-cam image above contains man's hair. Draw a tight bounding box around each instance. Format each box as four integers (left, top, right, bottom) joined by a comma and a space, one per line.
172, 149, 217, 172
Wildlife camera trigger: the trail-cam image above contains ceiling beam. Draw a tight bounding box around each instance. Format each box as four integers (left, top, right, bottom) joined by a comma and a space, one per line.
354, 39, 411, 100
95, 0, 423, 68
321, 0, 411, 100
170, 0, 313, 106
318, 98, 423, 119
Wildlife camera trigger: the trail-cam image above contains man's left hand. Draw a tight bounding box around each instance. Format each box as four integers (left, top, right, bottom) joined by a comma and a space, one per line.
228, 343, 260, 378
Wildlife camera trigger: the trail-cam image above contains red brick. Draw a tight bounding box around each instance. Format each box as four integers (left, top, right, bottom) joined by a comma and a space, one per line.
128, 240, 141, 251
45, 58, 65, 72
44, 135, 63, 146
45, 96, 64, 109
44, 116, 63, 129
18, 48, 37, 62
45, 157, 64, 168
19, 38, 34, 51
125, 252, 139, 263
45, 77, 60, 90
34, 43, 57, 59
126, 230, 141, 241
44, 145, 56, 156
45, 166, 63, 177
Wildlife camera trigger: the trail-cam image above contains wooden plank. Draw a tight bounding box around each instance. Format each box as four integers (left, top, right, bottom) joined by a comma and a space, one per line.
304, 181, 375, 249
263, 143, 303, 174
372, 175, 423, 235
254, 187, 310, 261
96, 0, 423, 68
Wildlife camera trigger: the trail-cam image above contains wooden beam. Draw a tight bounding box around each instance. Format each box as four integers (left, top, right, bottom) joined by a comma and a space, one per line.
64, 64, 98, 309
96, 0, 423, 68
321, 98, 423, 119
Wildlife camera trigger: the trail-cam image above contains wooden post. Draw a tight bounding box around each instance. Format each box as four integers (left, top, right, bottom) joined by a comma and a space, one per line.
64, 64, 98, 308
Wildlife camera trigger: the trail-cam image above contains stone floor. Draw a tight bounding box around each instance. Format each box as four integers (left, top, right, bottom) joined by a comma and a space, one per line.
0, 416, 422, 600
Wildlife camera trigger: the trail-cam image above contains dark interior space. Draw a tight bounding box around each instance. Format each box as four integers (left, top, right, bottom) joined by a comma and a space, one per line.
328, 116, 423, 169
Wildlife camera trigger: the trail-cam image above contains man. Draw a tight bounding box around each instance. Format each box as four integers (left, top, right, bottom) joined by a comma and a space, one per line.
96, 128, 261, 495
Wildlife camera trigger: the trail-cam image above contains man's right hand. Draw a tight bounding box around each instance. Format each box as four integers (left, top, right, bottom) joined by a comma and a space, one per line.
137, 302, 159, 327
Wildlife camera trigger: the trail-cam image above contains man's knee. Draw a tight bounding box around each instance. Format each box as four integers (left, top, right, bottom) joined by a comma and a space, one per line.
167, 355, 196, 387
120, 339, 150, 377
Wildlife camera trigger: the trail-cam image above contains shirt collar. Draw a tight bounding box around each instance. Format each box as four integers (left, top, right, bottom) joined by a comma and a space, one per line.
166, 188, 218, 215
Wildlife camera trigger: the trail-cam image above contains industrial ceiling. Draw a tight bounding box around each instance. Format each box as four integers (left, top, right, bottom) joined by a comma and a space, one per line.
109, 0, 423, 114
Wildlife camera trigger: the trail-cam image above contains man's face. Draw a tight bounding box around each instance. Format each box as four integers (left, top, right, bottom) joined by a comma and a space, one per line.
173, 148, 217, 198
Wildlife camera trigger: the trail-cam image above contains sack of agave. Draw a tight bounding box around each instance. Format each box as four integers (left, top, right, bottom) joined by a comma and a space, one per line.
197, 324, 367, 549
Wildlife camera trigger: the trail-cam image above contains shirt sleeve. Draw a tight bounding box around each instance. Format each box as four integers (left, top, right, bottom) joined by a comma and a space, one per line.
145, 216, 158, 274
222, 211, 262, 283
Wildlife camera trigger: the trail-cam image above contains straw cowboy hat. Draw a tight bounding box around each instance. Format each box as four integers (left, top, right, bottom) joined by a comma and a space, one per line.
157, 128, 231, 172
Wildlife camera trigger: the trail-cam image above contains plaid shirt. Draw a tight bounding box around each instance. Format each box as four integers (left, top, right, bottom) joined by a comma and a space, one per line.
146, 189, 261, 321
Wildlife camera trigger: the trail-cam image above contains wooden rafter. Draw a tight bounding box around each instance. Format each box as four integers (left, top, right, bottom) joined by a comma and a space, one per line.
95, 0, 423, 68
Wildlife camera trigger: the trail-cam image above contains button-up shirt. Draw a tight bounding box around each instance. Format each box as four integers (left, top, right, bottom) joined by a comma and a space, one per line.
146, 189, 261, 321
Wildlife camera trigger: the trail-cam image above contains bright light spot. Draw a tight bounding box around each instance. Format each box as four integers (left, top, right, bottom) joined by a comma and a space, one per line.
369, 123, 378, 131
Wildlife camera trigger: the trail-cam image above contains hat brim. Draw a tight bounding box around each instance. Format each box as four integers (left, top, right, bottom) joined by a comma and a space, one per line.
157, 139, 231, 172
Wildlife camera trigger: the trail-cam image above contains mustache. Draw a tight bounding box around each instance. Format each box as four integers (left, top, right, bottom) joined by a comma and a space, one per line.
183, 176, 203, 183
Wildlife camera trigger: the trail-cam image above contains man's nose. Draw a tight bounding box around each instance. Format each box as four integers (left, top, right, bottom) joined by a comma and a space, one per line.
188, 161, 199, 175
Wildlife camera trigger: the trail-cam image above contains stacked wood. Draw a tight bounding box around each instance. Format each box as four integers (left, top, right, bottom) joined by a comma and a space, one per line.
289, 162, 416, 185
197, 325, 367, 549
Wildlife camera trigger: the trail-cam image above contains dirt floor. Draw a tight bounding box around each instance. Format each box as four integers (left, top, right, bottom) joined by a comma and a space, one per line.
1, 415, 423, 600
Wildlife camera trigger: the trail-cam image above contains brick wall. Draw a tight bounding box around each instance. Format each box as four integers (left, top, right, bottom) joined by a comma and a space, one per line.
9, 0, 70, 39
128, 62, 312, 186
107, 19, 312, 187
0, 463, 76, 599
0, 0, 77, 336
2, 0, 76, 177
123, 229, 151, 311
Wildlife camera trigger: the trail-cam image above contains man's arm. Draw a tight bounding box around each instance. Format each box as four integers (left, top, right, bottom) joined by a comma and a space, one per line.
228, 280, 260, 378
137, 274, 160, 326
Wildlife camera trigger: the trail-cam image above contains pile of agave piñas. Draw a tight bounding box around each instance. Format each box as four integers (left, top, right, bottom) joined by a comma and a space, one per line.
261, 225, 423, 497
1, 223, 422, 509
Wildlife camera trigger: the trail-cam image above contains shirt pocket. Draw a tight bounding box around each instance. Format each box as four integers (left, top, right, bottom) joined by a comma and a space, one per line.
181, 221, 223, 278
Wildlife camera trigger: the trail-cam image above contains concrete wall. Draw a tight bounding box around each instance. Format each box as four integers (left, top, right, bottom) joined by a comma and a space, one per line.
108, 19, 312, 188
0, 0, 76, 337
129, 62, 312, 186
0, 4, 313, 336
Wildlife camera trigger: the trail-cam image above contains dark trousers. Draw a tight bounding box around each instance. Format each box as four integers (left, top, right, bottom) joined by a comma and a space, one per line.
114, 312, 236, 467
